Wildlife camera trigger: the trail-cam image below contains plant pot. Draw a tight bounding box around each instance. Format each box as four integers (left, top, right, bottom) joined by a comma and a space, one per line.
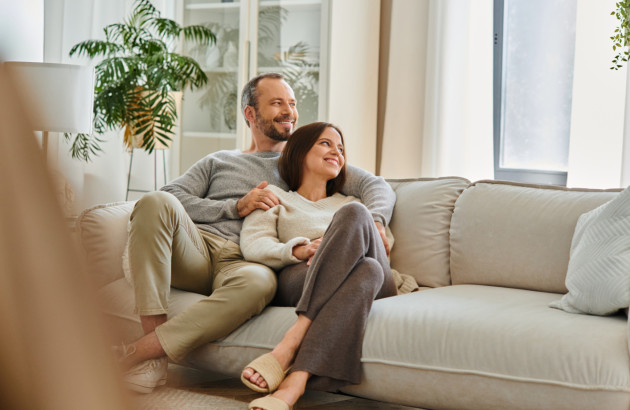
124, 91, 183, 151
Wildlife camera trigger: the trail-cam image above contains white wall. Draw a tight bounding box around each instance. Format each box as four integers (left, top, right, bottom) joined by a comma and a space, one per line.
379, 0, 429, 178
0, 0, 43, 62
379, 0, 493, 181
0, 1, 174, 215
326, 0, 380, 174
45, 0, 175, 215
9, 0, 379, 214
567, 0, 628, 188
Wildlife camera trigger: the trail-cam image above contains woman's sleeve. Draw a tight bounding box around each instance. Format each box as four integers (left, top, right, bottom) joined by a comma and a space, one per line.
240, 207, 310, 270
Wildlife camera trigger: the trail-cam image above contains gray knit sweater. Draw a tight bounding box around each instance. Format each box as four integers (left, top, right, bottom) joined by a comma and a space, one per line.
161, 150, 396, 244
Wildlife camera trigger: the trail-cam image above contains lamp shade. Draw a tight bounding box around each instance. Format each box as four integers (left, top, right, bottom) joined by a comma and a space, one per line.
5, 62, 94, 134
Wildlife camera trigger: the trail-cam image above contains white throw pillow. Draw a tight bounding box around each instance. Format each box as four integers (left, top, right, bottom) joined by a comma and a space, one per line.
550, 187, 630, 315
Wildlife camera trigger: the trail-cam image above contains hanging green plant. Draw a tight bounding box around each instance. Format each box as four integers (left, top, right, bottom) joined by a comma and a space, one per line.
67, 0, 216, 160
611, 1, 630, 70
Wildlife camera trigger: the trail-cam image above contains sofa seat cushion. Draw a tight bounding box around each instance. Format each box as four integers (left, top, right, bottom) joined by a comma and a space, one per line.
97, 277, 298, 355
343, 284, 630, 409
361, 285, 629, 387
99, 280, 630, 409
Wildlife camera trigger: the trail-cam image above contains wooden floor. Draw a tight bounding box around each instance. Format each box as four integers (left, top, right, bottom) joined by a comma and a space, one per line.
130, 364, 423, 409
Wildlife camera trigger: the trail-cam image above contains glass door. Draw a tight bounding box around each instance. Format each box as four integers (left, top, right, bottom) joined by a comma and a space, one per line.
255, 0, 325, 127
181, 0, 242, 172
179, 0, 327, 174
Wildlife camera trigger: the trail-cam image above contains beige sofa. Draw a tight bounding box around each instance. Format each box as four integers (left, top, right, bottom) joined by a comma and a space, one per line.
79, 177, 630, 410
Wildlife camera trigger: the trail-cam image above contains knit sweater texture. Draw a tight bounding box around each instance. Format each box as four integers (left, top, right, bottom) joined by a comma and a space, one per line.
161, 150, 396, 244
241, 185, 358, 269
241, 185, 418, 295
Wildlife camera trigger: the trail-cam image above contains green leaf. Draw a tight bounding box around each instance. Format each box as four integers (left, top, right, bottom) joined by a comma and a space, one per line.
66, 0, 217, 160
182, 25, 216, 46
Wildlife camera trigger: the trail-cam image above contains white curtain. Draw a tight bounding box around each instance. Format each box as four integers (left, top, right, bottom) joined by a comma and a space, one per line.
45, 0, 176, 215
378, 0, 493, 182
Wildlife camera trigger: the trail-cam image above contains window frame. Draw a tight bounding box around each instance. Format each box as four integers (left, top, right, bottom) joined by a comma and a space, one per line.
493, 0, 568, 186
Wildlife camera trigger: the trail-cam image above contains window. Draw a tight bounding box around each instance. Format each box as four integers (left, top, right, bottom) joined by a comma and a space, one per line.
493, 0, 578, 185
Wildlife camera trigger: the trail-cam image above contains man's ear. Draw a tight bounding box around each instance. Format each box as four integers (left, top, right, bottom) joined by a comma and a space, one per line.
244, 105, 256, 126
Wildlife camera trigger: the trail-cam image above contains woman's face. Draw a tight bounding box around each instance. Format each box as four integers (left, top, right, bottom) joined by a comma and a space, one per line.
302, 127, 345, 183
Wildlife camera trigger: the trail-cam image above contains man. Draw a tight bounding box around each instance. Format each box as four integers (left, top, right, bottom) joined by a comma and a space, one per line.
118, 72, 396, 393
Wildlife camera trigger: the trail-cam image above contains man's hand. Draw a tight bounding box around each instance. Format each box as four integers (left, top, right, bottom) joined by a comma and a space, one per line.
236, 181, 280, 217
375, 221, 390, 256
292, 238, 322, 265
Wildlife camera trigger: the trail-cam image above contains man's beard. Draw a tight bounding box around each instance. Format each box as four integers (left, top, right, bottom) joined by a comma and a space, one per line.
255, 112, 295, 142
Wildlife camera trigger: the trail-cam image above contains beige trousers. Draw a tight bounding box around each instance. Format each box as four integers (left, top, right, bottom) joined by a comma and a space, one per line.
128, 191, 277, 362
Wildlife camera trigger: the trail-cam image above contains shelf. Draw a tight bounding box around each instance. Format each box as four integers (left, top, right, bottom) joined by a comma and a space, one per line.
185, 2, 240, 11
203, 67, 239, 74
258, 66, 319, 74
183, 132, 236, 139
260, 0, 321, 8
186, 0, 320, 11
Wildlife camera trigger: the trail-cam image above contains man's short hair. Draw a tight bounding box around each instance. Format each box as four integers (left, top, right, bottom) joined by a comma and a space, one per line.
240, 72, 285, 128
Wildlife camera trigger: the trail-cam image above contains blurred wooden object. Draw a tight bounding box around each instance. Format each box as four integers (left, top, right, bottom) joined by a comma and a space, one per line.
0, 62, 130, 409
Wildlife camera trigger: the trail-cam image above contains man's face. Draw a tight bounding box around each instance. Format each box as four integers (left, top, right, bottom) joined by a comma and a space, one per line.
252, 78, 298, 141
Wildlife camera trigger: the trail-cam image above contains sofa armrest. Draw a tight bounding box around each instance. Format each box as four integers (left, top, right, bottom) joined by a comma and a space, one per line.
77, 201, 135, 288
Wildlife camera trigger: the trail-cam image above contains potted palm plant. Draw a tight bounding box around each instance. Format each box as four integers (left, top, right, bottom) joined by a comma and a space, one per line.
67, 0, 216, 161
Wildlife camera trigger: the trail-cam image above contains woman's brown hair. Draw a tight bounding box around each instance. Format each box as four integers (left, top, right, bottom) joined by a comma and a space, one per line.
279, 122, 347, 196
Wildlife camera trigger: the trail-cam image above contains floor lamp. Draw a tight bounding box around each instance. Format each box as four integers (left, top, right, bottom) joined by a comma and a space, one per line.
4, 62, 94, 163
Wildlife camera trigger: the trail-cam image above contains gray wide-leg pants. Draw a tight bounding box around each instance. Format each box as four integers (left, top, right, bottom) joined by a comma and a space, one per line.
128, 191, 277, 362
274, 202, 397, 392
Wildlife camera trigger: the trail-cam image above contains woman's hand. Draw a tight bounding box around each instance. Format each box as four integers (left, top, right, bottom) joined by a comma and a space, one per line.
374, 221, 390, 256
292, 238, 322, 265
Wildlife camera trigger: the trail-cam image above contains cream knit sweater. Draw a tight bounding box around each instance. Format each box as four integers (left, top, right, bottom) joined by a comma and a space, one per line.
240, 185, 358, 270
240, 185, 418, 295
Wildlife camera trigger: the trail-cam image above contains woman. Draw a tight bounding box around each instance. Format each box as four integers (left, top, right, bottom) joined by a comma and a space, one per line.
239, 122, 408, 410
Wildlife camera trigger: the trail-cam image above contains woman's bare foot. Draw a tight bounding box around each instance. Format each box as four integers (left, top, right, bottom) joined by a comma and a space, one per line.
242, 315, 312, 390
251, 371, 309, 410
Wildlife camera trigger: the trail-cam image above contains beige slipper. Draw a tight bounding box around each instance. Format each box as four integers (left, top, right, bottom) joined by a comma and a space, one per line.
241, 353, 287, 393
248, 395, 291, 410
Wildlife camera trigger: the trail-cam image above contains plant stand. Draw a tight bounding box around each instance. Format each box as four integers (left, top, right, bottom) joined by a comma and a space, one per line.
125, 148, 167, 201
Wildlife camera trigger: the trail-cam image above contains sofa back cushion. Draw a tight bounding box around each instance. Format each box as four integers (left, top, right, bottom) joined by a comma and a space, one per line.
388, 177, 470, 288
78, 176, 468, 291
77, 201, 134, 288
449, 180, 620, 293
